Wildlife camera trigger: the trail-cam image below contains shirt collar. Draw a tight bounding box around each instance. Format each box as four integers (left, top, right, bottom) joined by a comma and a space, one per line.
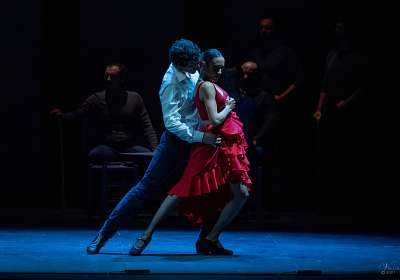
172, 64, 194, 83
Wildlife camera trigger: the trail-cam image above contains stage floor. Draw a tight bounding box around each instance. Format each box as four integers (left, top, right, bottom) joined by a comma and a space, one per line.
0, 228, 399, 278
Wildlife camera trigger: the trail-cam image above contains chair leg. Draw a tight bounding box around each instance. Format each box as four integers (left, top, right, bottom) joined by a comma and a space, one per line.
87, 165, 94, 219
100, 164, 108, 218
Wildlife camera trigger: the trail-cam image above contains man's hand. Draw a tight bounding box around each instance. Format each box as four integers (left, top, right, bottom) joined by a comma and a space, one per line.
274, 94, 284, 102
202, 132, 222, 147
336, 100, 347, 110
313, 110, 322, 123
50, 108, 63, 117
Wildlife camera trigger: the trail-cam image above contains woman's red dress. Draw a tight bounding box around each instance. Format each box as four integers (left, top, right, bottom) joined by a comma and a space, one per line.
168, 82, 252, 224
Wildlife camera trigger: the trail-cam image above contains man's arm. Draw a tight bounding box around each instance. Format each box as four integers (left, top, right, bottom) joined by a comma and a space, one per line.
338, 55, 368, 108
253, 93, 274, 144
313, 51, 335, 120
62, 94, 98, 120
274, 83, 296, 101
275, 49, 304, 102
344, 88, 362, 105
135, 94, 159, 151
50, 94, 98, 120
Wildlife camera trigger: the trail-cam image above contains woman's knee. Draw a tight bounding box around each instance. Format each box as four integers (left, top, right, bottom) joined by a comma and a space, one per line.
239, 188, 250, 200
231, 183, 250, 200
168, 194, 182, 201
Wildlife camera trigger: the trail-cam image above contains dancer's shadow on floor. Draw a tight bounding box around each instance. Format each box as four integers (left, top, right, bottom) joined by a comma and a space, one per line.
100, 252, 196, 256
160, 254, 238, 261
101, 252, 238, 261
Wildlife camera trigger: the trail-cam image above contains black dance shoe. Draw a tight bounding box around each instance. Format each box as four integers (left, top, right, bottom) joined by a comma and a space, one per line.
86, 233, 108, 254
196, 238, 234, 255
129, 235, 152, 256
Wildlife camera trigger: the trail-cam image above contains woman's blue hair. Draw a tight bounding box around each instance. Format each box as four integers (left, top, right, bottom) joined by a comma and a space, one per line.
202, 49, 223, 63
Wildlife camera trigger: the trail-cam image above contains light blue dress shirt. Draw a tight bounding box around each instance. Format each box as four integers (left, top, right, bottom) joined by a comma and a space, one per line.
159, 64, 204, 143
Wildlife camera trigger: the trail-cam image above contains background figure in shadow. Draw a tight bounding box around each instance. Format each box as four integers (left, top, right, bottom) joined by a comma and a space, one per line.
50, 62, 158, 163
220, 61, 270, 216
313, 19, 369, 213
244, 16, 304, 201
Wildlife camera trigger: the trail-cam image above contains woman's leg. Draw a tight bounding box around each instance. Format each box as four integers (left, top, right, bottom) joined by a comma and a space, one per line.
144, 195, 182, 238
132, 195, 182, 250
206, 182, 249, 241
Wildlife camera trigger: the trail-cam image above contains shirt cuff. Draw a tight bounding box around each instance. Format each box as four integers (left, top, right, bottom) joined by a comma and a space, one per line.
192, 130, 204, 143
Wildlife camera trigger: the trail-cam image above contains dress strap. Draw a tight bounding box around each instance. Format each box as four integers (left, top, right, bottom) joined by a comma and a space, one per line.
195, 80, 206, 97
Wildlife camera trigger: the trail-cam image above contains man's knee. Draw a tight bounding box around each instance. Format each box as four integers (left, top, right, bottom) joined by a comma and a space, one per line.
127, 176, 162, 202
88, 145, 118, 161
125, 145, 152, 153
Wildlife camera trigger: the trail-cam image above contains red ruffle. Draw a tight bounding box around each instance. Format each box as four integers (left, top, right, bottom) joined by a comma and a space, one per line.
168, 112, 252, 224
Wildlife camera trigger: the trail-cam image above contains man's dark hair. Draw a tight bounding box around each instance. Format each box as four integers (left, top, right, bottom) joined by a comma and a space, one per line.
105, 62, 128, 84
259, 16, 277, 25
169, 39, 201, 67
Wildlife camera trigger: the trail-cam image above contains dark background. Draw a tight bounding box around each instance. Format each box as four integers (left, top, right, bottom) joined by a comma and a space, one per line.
0, 0, 395, 232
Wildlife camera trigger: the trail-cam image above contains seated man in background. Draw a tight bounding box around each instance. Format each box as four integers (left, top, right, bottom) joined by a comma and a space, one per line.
50, 62, 158, 162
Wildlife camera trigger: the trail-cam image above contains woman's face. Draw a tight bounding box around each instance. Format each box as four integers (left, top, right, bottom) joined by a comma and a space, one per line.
203, 56, 225, 83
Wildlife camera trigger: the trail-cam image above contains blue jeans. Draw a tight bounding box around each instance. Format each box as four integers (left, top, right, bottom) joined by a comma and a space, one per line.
99, 130, 191, 238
